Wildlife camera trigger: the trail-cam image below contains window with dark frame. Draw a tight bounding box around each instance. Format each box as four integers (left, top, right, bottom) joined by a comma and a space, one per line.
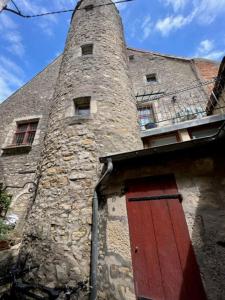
188, 123, 221, 139
129, 55, 134, 61
138, 105, 156, 130
146, 73, 157, 83
143, 132, 180, 149
81, 44, 93, 56
74, 97, 91, 117
13, 122, 38, 146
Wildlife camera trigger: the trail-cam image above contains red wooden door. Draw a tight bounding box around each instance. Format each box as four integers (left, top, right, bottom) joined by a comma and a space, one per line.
126, 175, 207, 300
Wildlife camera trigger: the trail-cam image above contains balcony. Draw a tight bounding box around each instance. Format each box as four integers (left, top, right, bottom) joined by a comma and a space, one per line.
137, 78, 225, 132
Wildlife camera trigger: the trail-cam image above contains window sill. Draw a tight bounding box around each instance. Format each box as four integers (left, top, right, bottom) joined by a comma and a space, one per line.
2, 144, 32, 155
67, 115, 92, 126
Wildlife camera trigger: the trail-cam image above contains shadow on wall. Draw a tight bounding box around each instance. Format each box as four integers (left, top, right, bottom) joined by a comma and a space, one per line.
0, 251, 15, 277
180, 156, 225, 300
0, 159, 4, 186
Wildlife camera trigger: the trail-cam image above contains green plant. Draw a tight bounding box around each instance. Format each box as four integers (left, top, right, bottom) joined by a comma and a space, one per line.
0, 187, 12, 215
0, 186, 12, 240
0, 219, 11, 240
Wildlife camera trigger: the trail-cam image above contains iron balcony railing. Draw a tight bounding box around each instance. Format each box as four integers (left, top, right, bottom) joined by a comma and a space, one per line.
136, 78, 225, 130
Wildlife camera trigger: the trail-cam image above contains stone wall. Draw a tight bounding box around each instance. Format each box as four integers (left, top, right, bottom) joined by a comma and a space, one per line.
0, 56, 61, 271
194, 59, 219, 82
99, 150, 225, 300
215, 89, 225, 114
210, 58, 225, 115
127, 49, 198, 96
127, 48, 210, 127
19, 0, 142, 291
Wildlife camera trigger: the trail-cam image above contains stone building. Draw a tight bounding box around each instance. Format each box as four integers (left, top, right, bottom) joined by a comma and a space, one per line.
207, 56, 225, 115
0, 0, 225, 299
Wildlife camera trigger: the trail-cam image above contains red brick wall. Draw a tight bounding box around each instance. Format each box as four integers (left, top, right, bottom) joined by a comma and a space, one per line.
194, 60, 219, 94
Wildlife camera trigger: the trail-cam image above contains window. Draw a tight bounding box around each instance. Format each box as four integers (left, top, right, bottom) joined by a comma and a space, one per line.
144, 133, 179, 148
129, 55, 134, 61
13, 122, 38, 146
84, 4, 94, 11
81, 44, 93, 56
146, 73, 157, 83
74, 97, 91, 117
138, 106, 156, 130
188, 123, 221, 139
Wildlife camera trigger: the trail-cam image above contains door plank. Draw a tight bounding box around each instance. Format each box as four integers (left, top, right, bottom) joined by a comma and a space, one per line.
168, 200, 207, 300
127, 200, 165, 299
150, 199, 189, 300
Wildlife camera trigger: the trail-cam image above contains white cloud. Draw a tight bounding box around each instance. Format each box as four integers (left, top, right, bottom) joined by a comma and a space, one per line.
197, 39, 214, 54
38, 20, 54, 37
14, 0, 58, 36
155, 13, 195, 36
141, 15, 153, 40
12, 0, 41, 14
4, 32, 25, 57
129, 15, 153, 42
0, 56, 25, 102
160, 0, 225, 22
0, 13, 17, 29
0, 13, 25, 57
162, 0, 188, 12
156, 0, 225, 37
51, 0, 76, 10
0, 78, 14, 101
195, 39, 224, 61
204, 51, 224, 61
194, 0, 225, 25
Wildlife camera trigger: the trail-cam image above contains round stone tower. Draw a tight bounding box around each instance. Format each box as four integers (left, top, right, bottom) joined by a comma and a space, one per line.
20, 0, 142, 291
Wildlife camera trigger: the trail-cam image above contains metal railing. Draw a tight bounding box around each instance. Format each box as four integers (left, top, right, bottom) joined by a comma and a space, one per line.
136, 78, 225, 130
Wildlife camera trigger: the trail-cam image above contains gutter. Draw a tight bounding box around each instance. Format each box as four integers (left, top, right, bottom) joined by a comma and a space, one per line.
100, 122, 225, 164
90, 158, 113, 300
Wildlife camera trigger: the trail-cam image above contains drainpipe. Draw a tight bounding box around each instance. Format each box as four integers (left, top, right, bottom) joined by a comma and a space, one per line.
90, 158, 113, 300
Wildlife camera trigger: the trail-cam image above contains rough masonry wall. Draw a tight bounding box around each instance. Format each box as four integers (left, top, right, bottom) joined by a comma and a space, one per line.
0, 56, 61, 271
211, 58, 225, 115
127, 49, 195, 95
20, 0, 142, 291
216, 88, 225, 114
98, 194, 136, 300
127, 49, 211, 126
194, 59, 219, 94
98, 152, 225, 300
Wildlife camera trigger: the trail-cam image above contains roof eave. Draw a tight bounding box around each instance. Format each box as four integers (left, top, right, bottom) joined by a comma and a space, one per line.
99, 129, 225, 164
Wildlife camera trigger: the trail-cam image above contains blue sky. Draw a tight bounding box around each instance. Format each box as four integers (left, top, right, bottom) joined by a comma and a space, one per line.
0, 0, 225, 102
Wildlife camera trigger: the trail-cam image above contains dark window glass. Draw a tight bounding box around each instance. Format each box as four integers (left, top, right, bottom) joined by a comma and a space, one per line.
189, 123, 221, 139
13, 122, 38, 145
146, 74, 157, 83
138, 106, 155, 129
150, 135, 178, 147
129, 55, 134, 61
81, 44, 93, 56
143, 133, 179, 149
74, 97, 91, 117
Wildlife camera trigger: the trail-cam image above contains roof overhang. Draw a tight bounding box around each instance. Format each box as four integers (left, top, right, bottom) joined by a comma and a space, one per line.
100, 125, 225, 165
141, 114, 225, 138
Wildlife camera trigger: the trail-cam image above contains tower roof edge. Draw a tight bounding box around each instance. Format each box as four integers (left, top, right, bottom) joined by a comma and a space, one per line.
75, 0, 115, 11
71, 0, 117, 22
